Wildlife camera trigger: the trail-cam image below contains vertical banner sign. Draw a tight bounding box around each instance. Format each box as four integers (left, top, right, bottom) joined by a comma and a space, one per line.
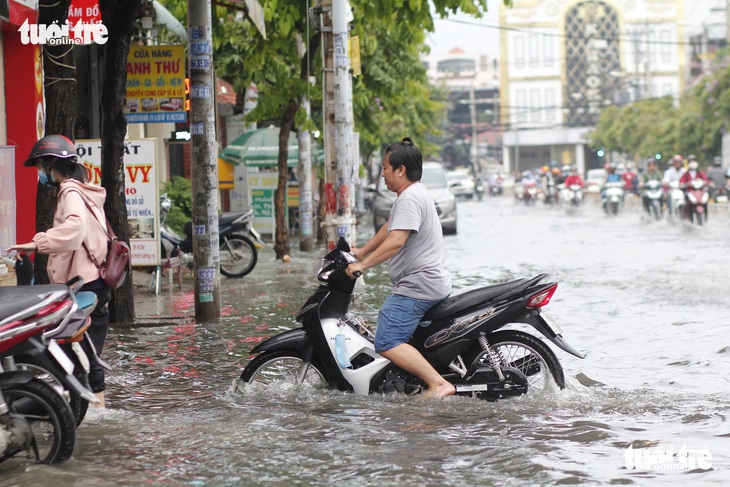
247, 171, 276, 235
76, 139, 160, 265
0, 147, 16, 251
125, 45, 186, 123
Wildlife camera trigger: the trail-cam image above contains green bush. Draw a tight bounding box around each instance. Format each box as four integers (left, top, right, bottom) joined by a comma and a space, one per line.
162, 176, 192, 235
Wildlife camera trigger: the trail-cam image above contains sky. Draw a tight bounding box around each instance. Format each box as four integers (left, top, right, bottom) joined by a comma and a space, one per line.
425, 0, 721, 58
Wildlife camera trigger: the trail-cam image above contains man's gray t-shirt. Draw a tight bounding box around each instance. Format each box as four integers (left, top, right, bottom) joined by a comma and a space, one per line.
387, 182, 451, 300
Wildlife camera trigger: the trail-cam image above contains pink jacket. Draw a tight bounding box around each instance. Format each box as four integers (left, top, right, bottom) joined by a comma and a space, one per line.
33, 180, 109, 285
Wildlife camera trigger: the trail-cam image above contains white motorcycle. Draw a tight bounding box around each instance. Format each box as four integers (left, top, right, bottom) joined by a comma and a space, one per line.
603, 182, 624, 216
642, 179, 664, 220
666, 181, 685, 221
558, 184, 583, 213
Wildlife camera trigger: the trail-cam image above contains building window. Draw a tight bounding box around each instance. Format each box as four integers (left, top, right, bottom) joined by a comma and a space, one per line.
660, 30, 671, 63
515, 36, 525, 68
437, 58, 475, 76
544, 36, 554, 67
529, 35, 539, 67
516, 89, 526, 123
662, 83, 672, 96
530, 89, 541, 121
545, 88, 556, 120
480, 55, 488, 71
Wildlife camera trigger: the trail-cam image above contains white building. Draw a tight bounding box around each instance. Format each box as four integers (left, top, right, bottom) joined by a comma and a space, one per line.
422, 48, 500, 92
499, 0, 686, 175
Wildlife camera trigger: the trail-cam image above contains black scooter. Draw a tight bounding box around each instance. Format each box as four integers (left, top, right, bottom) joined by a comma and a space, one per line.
240, 238, 585, 401
160, 194, 265, 278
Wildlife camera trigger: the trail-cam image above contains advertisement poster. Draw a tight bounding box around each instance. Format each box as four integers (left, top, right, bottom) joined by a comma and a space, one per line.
76, 139, 160, 266
247, 171, 276, 235
125, 45, 186, 123
0, 147, 16, 251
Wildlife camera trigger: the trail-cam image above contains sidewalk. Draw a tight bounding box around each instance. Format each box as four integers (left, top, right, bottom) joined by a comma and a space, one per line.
126, 245, 323, 326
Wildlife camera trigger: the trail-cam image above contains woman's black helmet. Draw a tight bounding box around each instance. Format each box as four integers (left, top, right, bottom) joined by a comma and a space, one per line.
23, 135, 78, 167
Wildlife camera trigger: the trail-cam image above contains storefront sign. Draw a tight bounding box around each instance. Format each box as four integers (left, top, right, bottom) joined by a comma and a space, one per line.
125, 45, 186, 123
76, 139, 160, 265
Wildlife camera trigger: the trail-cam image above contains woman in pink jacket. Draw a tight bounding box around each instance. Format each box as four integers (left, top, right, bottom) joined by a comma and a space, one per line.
7, 135, 110, 408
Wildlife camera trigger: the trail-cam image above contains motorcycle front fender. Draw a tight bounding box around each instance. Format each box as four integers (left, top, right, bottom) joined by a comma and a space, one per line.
0, 370, 37, 388
249, 328, 310, 355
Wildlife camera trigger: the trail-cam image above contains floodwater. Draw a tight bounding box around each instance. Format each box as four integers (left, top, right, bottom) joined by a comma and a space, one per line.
2, 194, 728, 486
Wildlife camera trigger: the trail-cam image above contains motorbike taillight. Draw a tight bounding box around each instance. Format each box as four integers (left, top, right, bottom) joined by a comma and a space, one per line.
526, 284, 558, 309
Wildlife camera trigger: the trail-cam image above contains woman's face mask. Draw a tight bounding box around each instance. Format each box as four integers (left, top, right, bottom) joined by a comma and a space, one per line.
38, 168, 56, 187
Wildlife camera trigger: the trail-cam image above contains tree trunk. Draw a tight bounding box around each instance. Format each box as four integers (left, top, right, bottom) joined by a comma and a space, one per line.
35, 0, 75, 284
274, 100, 299, 259
100, 0, 142, 323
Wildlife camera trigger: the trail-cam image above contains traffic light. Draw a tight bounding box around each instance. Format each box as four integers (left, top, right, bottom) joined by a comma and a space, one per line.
597, 149, 605, 157
654, 153, 661, 160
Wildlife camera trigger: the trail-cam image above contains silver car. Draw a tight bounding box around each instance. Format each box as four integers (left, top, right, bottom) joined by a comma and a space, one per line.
371, 162, 457, 235
446, 170, 476, 199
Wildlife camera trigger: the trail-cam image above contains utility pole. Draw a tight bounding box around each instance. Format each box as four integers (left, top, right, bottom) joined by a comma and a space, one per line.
469, 83, 479, 178
188, 0, 221, 321
319, 0, 356, 250
298, 98, 314, 252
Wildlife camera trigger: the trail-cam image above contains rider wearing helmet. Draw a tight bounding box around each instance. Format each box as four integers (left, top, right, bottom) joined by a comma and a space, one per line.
679, 155, 709, 187
623, 161, 639, 194
601, 163, 623, 209
6, 134, 111, 408
640, 159, 665, 212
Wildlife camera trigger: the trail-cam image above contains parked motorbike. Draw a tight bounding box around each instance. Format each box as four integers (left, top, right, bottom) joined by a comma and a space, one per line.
683, 179, 709, 225
0, 282, 98, 463
603, 181, 624, 215
642, 179, 664, 220
239, 238, 585, 401
558, 184, 583, 213
160, 194, 265, 278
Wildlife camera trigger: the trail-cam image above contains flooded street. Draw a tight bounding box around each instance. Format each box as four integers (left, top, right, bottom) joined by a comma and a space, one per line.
3, 195, 728, 486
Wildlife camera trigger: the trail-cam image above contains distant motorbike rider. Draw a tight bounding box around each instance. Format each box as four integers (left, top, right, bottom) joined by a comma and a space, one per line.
640, 159, 664, 212
621, 162, 639, 195
679, 156, 710, 220
601, 163, 622, 209
662, 155, 686, 214
707, 156, 725, 201
540, 165, 556, 204
563, 166, 585, 188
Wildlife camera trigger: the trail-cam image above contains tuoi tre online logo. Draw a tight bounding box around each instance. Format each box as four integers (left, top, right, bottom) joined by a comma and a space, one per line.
19, 19, 108, 45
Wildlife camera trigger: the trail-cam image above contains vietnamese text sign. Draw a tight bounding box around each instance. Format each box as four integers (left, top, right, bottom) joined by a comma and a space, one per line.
125, 45, 186, 123
0, 147, 16, 251
76, 139, 160, 265
247, 171, 277, 235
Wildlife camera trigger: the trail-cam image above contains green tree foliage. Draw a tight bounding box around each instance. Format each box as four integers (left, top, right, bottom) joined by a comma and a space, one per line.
162, 176, 193, 235
590, 48, 730, 166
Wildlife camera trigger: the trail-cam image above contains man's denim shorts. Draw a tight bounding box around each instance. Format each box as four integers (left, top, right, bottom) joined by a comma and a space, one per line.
374, 293, 444, 353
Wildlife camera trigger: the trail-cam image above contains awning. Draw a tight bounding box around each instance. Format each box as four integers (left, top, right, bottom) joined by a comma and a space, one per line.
220, 126, 324, 168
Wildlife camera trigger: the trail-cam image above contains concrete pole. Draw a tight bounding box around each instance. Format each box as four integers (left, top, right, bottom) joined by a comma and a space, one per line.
330, 0, 356, 247
188, 0, 221, 321
298, 98, 314, 252
469, 82, 479, 178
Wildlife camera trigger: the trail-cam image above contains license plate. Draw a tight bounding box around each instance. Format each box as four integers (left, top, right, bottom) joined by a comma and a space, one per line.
48, 340, 75, 375
541, 312, 563, 336
71, 342, 90, 373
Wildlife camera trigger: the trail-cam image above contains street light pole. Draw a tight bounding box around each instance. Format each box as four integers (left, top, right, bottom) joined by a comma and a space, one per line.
469, 82, 479, 178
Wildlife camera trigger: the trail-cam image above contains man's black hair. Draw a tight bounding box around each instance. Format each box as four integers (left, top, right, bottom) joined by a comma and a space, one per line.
385, 137, 422, 182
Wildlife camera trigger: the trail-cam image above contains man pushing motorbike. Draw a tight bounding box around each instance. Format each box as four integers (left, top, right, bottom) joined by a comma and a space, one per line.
345, 137, 455, 398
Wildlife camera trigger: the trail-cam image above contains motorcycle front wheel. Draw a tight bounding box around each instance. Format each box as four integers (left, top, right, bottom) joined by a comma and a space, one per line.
240, 350, 327, 388
2, 378, 76, 464
219, 234, 257, 278
484, 330, 565, 393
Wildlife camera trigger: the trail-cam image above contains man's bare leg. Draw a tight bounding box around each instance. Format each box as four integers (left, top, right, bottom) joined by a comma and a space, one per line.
380, 343, 455, 398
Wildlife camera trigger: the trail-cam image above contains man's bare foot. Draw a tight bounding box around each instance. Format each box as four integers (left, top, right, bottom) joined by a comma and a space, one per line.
421, 382, 456, 398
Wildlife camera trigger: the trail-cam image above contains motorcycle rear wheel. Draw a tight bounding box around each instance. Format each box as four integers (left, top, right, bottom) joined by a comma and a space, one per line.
219, 234, 257, 278
240, 350, 327, 388
1, 378, 76, 464
485, 330, 565, 393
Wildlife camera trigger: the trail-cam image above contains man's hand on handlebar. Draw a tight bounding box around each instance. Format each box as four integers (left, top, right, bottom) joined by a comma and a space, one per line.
346, 263, 365, 279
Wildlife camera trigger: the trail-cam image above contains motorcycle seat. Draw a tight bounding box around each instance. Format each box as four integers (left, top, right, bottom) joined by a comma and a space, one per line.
423, 275, 548, 321
220, 209, 254, 226
0, 284, 69, 323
